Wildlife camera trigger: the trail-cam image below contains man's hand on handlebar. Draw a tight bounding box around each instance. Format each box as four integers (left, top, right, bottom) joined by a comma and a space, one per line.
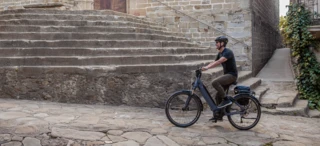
201, 66, 208, 71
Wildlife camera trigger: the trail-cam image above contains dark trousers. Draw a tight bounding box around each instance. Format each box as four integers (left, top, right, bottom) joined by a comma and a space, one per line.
211, 74, 237, 104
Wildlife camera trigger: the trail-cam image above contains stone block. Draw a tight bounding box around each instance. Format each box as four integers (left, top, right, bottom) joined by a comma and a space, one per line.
211, 0, 225, 3
225, 0, 239, 2
137, 3, 151, 9
214, 14, 228, 21
189, 28, 198, 33
180, 16, 191, 21
178, 2, 189, 5
189, 22, 200, 28
168, 2, 179, 6
202, 0, 211, 4
194, 5, 212, 10
137, 0, 149, 3
131, 9, 147, 16
181, 5, 194, 10
151, 2, 162, 7
178, 22, 188, 28
240, 0, 250, 9
190, 1, 201, 5
212, 4, 223, 9
227, 21, 245, 27
192, 33, 200, 37
223, 3, 232, 9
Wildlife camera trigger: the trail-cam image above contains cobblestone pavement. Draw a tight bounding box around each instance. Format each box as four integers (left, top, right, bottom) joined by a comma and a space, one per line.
0, 98, 319, 146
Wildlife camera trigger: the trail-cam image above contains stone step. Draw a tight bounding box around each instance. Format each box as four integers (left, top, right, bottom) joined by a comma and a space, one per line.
202, 70, 252, 83
308, 109, 320, 118
224, 77, 262, 96
0, 40, 197, 48
260, 91, 298, 109
233, 77, 262, 90
0, 20, 167, 31
202, 65, 244, 77
0, 54, 215, 66
236, 71, 252, 83
0, 60, 213, 74
259, 92, 279, 108
0, 32, 189, 42
0, 25, 184, 37
0, 47, 213, 57
0, 9, 157, 26
0, 13, 160, 26
276, 92, 299, 108
252, 85, 270, 101
0, 9, 146, 21
262, 99, 309, 117
200, 65, 242, 83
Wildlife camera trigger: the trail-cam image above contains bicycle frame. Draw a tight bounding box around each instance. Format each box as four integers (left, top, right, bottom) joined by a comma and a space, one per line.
192, 76, 219, 112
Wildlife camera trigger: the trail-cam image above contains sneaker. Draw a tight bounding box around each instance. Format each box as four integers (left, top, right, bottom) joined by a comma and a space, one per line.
209, 116, 223, 122
217, 97, 232, 108
209, 111, 224, 122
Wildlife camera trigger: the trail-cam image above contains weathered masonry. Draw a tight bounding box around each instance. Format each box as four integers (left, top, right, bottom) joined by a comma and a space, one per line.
0, 0, 279, 107
130, 0, 280, 75
0, 0, 280, 75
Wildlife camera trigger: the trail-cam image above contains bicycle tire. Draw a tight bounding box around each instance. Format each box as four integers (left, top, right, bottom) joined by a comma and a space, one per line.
165, 92, 202, 128
226, 94, 261, 130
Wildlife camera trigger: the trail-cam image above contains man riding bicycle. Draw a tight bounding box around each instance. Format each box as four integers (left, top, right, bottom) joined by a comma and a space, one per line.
201, 36, 238, 121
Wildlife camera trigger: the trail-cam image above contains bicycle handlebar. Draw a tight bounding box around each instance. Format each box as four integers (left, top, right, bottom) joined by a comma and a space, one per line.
195, 68, 202, 78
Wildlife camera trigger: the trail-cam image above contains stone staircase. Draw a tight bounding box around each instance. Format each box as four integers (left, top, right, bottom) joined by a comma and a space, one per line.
254, 48, 320, 118
258, 81, 320, 118
0, 9, 218, 107
0, 9, 267, 109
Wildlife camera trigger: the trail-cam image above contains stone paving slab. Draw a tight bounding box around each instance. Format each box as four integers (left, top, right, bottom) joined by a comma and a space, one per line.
0, 98, 319, 146
309, 109, 320, 118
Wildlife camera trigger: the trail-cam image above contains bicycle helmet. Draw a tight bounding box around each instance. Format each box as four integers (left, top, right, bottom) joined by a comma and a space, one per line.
215, 36, 228, 47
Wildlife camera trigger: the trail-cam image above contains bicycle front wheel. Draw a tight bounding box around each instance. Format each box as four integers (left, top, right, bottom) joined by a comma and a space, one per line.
165, 92, 202, 128
226, 95, 261, 130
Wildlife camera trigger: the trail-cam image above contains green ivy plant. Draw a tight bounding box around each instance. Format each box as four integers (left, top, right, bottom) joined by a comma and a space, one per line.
279, 4, 320, 110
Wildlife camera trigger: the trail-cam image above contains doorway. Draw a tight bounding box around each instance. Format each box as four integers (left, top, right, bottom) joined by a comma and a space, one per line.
94, 0, 127, 13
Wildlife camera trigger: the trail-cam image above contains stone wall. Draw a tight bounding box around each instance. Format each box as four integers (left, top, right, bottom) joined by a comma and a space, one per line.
129, 0, 253, 70
0, 0, 94, 10
0, 67, 193, 108
251, 0, 280, 75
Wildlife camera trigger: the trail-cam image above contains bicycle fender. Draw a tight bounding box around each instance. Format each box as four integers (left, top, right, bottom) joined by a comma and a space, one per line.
168, 90, 204, 111
233, 94, 261, 106
170, 90, 193, 96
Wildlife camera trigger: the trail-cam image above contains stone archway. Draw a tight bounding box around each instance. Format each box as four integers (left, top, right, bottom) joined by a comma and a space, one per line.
94, 0, 127, 13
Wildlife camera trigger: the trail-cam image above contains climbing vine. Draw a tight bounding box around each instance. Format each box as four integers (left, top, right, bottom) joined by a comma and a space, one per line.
279, 4, 320, 110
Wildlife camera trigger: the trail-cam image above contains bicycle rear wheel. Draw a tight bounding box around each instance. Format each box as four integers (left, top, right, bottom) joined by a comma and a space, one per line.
165, 92, 202, 127
226, 95, 261, 130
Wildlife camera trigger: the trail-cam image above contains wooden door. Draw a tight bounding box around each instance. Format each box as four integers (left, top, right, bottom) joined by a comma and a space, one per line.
94, 0, 127, 13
